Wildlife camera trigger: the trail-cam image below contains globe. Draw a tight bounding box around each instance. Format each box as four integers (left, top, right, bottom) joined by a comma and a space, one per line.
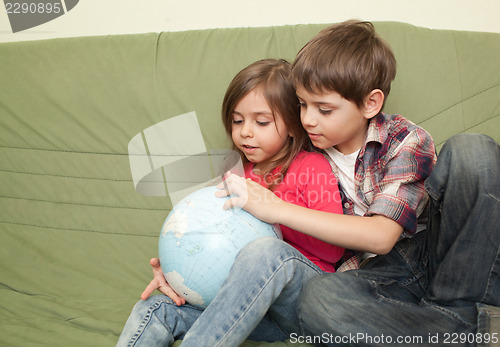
158, 185, 281, 309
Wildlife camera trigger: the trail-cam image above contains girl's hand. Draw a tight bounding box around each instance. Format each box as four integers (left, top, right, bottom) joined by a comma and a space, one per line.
216, 172, 285, 224
140, 258, 186, 306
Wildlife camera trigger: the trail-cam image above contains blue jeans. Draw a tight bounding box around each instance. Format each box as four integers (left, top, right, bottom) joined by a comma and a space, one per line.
298, 134, 500, 346
116, 237, 324, 346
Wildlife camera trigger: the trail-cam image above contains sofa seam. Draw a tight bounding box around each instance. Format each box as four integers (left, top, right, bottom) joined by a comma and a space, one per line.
0, 219, 157, 237
0, 194, 167, 211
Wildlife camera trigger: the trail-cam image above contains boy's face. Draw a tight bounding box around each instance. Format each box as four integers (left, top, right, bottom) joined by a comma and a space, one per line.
296, 86, 371, 155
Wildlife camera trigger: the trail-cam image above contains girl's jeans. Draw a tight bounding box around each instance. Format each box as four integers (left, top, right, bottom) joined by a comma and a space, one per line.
116, 237, 324, 346
298, 133, 500, 346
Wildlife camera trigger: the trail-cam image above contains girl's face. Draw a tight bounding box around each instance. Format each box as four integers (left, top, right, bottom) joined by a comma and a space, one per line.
231, 87, 290, 172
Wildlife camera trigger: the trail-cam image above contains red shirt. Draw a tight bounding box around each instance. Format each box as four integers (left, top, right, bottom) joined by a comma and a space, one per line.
244, 150, 344, 272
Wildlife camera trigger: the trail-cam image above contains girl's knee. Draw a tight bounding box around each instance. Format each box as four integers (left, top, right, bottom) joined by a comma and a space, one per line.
234, 237, 301, 272
238, 237, 286, 258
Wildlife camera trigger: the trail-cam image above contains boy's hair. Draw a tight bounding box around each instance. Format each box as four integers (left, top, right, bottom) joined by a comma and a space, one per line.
292, 20, 397, 110
222, 59, 310, 188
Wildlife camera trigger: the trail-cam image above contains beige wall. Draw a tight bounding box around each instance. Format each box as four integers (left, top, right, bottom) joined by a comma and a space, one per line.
1, 0, 500, 42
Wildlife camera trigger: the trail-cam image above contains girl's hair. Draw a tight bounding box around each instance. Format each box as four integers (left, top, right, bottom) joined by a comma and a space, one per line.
222, 59, 310, 189
292, 20, 396, 110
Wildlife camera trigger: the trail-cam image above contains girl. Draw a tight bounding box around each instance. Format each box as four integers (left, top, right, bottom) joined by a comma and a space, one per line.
117, 59, 343, 346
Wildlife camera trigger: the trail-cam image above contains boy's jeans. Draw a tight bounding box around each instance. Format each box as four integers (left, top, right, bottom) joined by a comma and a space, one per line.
298, 133, 500, 346
116, 237, 324, 347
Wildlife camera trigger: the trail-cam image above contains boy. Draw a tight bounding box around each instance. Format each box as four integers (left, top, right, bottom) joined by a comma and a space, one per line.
223, 20, 499, 343
285, 20, 500, 343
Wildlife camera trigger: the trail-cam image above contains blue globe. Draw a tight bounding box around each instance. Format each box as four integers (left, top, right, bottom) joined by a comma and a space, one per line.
158, 185, 281, 309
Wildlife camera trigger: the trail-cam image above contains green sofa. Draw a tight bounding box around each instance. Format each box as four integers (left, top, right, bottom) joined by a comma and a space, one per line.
1, 22, 499, 346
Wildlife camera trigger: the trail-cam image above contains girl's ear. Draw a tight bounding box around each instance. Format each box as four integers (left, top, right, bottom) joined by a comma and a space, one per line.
363, 89, 384, 119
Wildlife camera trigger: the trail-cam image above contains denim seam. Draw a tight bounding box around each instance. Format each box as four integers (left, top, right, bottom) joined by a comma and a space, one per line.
127, 301, 170, 347
371, 280, 417, 309
480, 241, 500, 304
421, 299, 476, 327
215, 255, 321, 347
372, 284, 474, 327
489, 192, 500, 204
424, 179, 440, 203
395, 242, 425, 288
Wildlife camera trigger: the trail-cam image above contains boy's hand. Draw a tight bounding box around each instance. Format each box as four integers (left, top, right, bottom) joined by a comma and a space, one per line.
216, 172, 285, 224
140, 258, 186, 306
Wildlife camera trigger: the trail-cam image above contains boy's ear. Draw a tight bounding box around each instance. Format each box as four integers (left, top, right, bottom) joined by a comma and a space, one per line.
363, 89, 384, 119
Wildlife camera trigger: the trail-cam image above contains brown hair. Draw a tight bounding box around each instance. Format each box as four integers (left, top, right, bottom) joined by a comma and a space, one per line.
222, 59, 310, 189
292, 20, 396, 110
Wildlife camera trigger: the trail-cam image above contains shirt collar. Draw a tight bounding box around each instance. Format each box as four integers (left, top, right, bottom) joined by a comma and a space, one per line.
359, 112, 388, 158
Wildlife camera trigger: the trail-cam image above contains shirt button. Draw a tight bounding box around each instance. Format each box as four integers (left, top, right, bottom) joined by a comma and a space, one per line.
344, 202, 350, 208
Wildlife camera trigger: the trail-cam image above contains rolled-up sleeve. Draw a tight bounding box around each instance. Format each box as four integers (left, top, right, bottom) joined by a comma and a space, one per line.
365, 127, 436, 236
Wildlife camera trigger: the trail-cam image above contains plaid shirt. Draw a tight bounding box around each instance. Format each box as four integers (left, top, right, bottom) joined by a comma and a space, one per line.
329, 113, 437, 271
